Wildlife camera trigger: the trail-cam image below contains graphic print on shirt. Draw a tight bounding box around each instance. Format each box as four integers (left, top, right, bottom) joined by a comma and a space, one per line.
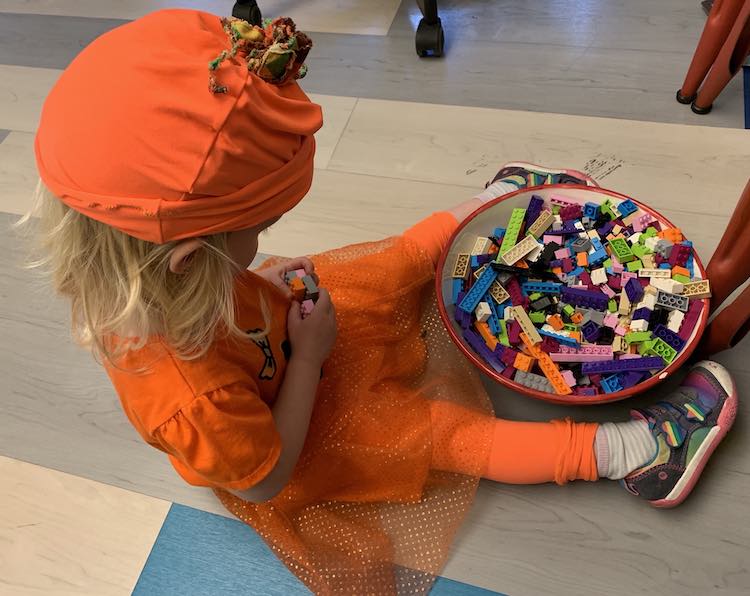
247, 328, 277, 380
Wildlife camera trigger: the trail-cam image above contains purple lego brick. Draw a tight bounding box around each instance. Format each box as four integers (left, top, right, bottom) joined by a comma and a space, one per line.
561, 286, 609, 311
678, 301, 702, 341
597, 221, 615, 237
575, 386, 599, 396
524, 195, 544, 227
608, 274, 622, 290
471, 254, 492, 267
581, 356, 665, 375
653, 323, 687, 351
668, 244, 691, 267
581, 320, 601, 343
579, 271, 593, 286
620, 370, 646, 389
560, 204, 583, 221
561, 258, 574, 273
500, 365, 516, 379
632, 307, 652, 322
506, 277, 525, 306
464, 330, 504, 373
559, 221, 581, 234
624, 277, 644, 303
539, 336, 561, 353
507, 319, 522, 345
500, 347, 520, 366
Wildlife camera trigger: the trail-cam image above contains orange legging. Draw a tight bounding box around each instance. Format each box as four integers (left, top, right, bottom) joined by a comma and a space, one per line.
404, 212, 599, 484
430, 401, 599, 484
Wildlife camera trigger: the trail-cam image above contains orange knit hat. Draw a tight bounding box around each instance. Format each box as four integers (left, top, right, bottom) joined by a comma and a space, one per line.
34, 9, 323, 243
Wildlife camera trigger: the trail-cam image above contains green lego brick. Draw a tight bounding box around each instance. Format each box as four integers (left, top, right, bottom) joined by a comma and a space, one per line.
626, 259, 643, 272
499, 208, 527, 254
530, 311, 546, 324
562, 304, 575, 317
608, 238, 635, 263
497, 319, 510, 347
625, 331, 652, 344
563, 324, 577, 332
639, 228, 657, 243
638, 339, 656, 355
608, 299, 617, 313
631, 243, 651, 258
673, 273, 691, 284
646, 337, 677, 364
603, 258, 613, 269
600, 199, 616, 220
529, 292, 542, 301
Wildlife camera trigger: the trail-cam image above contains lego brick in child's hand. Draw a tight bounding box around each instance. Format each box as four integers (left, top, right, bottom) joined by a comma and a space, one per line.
255, 256, 318, 300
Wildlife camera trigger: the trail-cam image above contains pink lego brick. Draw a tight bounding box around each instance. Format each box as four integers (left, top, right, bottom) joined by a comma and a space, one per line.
293, 268, 306, 277
549, 345, 613, 362
561, 369, 577, 387
611, 256, 624, 274
549, 194, 578, 208
619, 353, 642, 359
555, 248, 571, 259
603, 312, 619, 328
615, 325, 628, 336
600, 285, 616, 299
301, 299, 315, 318
544, 234, 564, 245
621, 271, 637, 283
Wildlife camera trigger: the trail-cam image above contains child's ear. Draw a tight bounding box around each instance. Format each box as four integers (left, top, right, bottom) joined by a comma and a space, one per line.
168, 239, 204, 274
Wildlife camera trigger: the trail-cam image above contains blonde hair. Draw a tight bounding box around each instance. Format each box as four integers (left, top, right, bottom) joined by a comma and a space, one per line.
18, 180, 269, 364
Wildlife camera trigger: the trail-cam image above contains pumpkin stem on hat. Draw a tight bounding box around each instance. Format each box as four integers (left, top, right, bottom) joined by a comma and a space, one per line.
208, 15, 312, 93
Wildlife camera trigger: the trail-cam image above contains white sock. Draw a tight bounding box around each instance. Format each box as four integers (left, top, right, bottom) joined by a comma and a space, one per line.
594, 420, 658, 480
473, 180, 520, 203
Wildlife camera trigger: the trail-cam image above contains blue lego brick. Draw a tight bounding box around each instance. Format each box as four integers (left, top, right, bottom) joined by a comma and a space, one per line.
583, 202, 600, 220
617, 199, 638, 218
538, 328, 580, 347
588, 248, 608, 266
569, 266, 585, 277
581, 356, 665, 375
451, 278, 463, 304
659, 263, 671, 269
492, 227, 506, 240
590, 237, 604, 251
488, 316, 500, 334
521, 281, 562, 295
684, 240, 695, 277
458, 267, 498, 313
601, 374, 624, 393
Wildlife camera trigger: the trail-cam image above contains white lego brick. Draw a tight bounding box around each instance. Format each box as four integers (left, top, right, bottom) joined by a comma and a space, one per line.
650, 277, 684, 295
630, 319, 649, 332
590, 268, 608, 285
667, 310, 685, 333
475, 302, 491, 323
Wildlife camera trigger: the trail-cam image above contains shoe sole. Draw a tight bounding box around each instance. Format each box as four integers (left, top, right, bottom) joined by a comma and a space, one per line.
649, 361, 739, 508
498, 161, 600, 187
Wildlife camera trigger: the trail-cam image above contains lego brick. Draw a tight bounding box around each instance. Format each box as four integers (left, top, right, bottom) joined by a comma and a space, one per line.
678, 300, 703, 341
514, 352, 535, 373
581, 320, 601, 343
629, 319, 649, 332
451, 278, 463, 304
590, 267, 608, 285
611, 336, 627, 353
459, 266, 498, 313
470, 236, 492, 256
650, 277, 684, 295
600, 374, 623, 393
499, 208, 528, 253
470, 254, 492, 268
655, 290, 689, 312
301, 299, 315, 318
500, 234, 540, 265
538, 328, 580, 347
682, 279, 711, 299
497, 319, 510, 347
608, 237, 635, 263
548, 345, 614, 363
652, 323, 687, 352
618, 291, 631, 315
632, 307, 652, 321
521, 332, 573, 395
476, 321, 499, 351
289, 276, 306, 301
645, 337, 678, 364
521, 281, 562, 295
514, 369, 554, 393
581, 356, 665, 375
472, 264, 488, 280
464, 330, 504, 372
561, 286, 608, 310
488, 280, 511, 304
625, 331, 652, 344
549, 194, 577, 208
617, 199, 638, 218
667, 310, 685, 333
526, 209, 555, 238
509, 306, 542, 344
624, 277, 644, 303
302, 275, 320, 302
475, 302, 491, 323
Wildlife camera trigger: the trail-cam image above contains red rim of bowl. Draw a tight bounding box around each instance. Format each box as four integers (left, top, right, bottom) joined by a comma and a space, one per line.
435, 184, 710, 405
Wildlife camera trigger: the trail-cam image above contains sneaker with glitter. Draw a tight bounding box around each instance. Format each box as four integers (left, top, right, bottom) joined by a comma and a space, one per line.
487, 161, 600, 190
621, 361, 738, 508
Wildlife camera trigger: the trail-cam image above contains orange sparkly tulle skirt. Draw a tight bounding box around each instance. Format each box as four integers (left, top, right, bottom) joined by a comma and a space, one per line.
215, 232, 495, 595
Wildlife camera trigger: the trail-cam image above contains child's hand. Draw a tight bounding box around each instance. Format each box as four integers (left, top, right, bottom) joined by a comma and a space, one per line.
255, 257, 319, 300
287, 287, 336, 368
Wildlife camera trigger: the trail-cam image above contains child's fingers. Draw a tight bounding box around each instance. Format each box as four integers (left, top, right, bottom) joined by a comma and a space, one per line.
287, 300, 302, 324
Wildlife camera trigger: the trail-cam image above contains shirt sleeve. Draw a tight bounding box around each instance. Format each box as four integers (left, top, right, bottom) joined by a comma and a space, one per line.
402, 211, 460, 266
154, 382, 282, 491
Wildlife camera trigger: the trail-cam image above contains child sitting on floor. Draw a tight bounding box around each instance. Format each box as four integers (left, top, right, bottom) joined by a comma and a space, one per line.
25, 10, 738, 595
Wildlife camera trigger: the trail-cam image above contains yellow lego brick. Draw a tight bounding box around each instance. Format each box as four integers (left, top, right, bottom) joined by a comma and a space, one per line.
452, 253, 470, 279
526, 209, 554, 238
488, 280, 510, 304
510, 306, 542, 344
500, 234, 539, 265
682, 279, 711, 299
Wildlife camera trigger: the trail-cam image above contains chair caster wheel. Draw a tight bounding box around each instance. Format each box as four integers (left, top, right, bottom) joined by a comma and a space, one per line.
416, 17, 444, 57
691, 101, 712, 114
676, 89, 696, 104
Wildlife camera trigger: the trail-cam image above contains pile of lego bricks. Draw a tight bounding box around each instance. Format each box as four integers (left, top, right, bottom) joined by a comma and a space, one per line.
285, 268, 319, 317
449, 193, 711, 397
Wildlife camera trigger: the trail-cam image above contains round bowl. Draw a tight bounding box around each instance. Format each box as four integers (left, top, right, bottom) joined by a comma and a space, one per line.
436, 185, 710, 405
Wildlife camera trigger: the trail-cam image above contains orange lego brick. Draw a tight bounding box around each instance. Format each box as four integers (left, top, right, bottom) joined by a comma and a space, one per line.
548, 314, 564, 331
475, 321, 498, 351
290, 277, 306, 301
576, 252, 588, 267
672, 265, 690, 278
658, 228, 683, 243
570, 312, 584, 324
520, 333, 572, 395
514, 352, 535, 372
